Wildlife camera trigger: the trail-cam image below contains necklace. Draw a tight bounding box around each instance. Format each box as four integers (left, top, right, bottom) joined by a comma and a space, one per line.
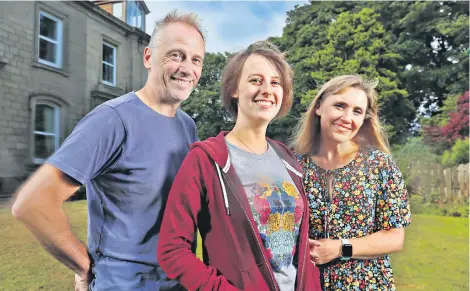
234, 134, 268, 155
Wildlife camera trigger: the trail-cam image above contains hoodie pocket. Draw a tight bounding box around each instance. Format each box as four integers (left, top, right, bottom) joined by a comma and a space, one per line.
241, 263, 272, 291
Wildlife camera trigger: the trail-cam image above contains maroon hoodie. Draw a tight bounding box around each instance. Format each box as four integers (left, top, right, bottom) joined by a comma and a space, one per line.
158, 132, 321, 291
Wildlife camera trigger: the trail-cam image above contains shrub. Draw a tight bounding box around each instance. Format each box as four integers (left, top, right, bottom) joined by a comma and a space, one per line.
441, 138, 469, 166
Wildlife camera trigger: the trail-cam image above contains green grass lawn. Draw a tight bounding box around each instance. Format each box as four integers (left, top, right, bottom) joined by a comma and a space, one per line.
0, 201, 468, 290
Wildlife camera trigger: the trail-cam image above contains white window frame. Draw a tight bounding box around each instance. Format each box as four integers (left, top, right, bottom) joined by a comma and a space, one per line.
32, 101, 61, 164
38, 10, 63, 68
102, 42, 117, 87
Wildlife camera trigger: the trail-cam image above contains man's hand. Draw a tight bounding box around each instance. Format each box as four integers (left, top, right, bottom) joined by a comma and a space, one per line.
309, 238, 341, 265
75, 272, 91, 291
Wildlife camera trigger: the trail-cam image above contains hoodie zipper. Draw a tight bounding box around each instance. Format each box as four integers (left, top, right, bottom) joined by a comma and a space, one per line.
297, 172, 311, 291
221, 172, 280, 291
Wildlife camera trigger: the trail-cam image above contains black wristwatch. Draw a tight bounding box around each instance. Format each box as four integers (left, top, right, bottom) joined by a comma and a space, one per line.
340, 239, 353, 261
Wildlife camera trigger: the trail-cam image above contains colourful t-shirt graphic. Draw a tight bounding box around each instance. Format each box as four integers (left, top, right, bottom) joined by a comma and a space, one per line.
226, 140, 303, 291
249, 180, 303, 272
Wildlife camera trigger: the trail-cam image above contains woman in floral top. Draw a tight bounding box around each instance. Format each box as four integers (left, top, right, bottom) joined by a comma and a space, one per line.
292, 75, 411, 290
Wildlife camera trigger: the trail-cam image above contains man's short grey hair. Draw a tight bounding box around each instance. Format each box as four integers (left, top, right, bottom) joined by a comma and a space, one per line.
149, 10, 206, 47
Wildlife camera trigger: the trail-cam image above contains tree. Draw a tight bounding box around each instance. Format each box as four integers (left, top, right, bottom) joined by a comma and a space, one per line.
373, 1, 469, 115
423, 91, 469, 154
182, 53, 233, 140
272, 5, 415, 144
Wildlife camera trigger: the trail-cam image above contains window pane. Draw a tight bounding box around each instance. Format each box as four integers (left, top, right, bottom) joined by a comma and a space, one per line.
39, 38, 57, 63
126, 1, 134, 25
102, 63, 114, 83
137, 14, 143, 30
34, 134, 55, 160
113, 3, 122, 19
35, 104, 55, 132
102, 44, 114, 64
39, 14, 57, 40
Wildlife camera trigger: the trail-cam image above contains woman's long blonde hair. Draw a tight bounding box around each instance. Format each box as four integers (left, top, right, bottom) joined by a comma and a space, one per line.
292, 75, 390, 155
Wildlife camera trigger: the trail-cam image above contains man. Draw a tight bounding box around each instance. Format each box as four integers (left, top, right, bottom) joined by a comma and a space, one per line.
12, 10, 205, 290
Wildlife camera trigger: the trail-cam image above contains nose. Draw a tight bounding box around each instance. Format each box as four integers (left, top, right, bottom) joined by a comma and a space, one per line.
260, 81, 273, 97
177, 59, 195, 77
340, 110, 354, 124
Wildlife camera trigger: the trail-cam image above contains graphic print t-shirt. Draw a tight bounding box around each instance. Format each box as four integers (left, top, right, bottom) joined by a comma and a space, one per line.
226, 140, 304, 291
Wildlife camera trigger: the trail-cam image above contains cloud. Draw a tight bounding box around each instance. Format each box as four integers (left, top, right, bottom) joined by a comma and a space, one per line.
145, 1, 307, 53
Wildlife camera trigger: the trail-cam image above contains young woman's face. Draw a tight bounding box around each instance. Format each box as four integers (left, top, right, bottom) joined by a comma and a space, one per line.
316, 87, 368, 144
232, 54, 283, 125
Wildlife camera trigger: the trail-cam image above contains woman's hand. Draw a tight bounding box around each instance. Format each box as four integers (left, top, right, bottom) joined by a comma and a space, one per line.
309, 239, 341, 265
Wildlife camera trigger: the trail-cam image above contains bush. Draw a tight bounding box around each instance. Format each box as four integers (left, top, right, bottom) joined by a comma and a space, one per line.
392, 138, 440, 195
441, 138, 469, 166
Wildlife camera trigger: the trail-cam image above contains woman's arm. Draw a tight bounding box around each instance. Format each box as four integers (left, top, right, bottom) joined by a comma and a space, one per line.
310, 153, 410, 265
310, 228, 405, 264
157, 148, 242, 291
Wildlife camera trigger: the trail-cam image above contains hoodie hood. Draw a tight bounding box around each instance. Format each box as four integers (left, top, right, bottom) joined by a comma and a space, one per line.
190, 131, 231, 173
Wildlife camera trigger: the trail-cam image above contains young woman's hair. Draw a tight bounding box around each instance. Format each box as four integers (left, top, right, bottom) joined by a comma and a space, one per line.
292, 75, 390, 155
220, 41, 293, 119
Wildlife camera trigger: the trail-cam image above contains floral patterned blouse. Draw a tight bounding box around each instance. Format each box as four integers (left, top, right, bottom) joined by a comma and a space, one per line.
297, 148, 411, 291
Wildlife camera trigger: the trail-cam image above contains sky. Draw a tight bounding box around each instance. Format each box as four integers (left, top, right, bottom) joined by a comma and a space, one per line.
144, 1, 308, 53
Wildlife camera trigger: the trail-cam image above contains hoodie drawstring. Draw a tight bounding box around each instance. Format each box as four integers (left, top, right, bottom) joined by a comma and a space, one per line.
215, 161, 230, 215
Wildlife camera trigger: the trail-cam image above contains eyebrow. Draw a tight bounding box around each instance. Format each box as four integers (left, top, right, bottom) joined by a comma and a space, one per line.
247, 74, 280, 79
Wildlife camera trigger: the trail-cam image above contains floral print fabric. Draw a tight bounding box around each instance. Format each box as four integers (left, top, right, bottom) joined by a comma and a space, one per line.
298, 148, 411, 290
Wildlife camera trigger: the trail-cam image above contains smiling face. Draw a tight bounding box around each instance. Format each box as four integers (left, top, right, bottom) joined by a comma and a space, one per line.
232, 54, 283, 125
316, 87, 368, 144
144, 22, 205, 105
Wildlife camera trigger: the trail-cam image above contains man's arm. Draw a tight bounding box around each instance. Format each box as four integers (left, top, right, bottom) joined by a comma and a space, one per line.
12, 164, 91, 279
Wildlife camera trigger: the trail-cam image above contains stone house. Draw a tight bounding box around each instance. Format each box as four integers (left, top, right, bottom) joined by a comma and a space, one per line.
0, 1, 150, 197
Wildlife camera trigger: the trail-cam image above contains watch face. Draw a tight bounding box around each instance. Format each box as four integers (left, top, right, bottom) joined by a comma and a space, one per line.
342, 244, 353, 257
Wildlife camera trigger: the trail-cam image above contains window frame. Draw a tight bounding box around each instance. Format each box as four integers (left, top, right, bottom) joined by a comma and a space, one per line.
31, 100, 61, 164
38, 10, 63, 69
102, 42, 117, 87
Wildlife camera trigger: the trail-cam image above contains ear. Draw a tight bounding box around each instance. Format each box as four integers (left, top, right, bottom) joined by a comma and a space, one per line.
315, 108, 321, 116
143, 47, 152, 69
231, 90, 239, 99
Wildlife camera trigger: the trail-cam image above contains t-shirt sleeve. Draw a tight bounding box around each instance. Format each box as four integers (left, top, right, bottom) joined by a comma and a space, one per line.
46, 105, 126, 185
375, 154, 411, 230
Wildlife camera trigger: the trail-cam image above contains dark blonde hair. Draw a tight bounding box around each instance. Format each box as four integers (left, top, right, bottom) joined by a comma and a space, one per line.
292, 75, 390, 155
220, 41, 293, 119
149, 10, 206, 46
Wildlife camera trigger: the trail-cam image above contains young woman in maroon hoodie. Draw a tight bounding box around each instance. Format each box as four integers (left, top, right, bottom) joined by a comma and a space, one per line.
157, 41, 321, 291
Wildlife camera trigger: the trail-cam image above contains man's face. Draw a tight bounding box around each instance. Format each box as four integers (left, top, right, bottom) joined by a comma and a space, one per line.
146, 22, 205, 104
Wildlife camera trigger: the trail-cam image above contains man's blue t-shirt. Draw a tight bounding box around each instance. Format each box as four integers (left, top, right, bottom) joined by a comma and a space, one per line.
47, 92, 198, 290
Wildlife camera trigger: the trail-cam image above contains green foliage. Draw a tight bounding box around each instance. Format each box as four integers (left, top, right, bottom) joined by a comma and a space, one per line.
375, 1, 469, 115
442, 138, 469, 166
392, 137, 439, 195
420, 93, 459, 127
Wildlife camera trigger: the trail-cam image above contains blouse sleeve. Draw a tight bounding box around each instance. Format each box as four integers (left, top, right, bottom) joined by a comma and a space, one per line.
375, 154, 411, 231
